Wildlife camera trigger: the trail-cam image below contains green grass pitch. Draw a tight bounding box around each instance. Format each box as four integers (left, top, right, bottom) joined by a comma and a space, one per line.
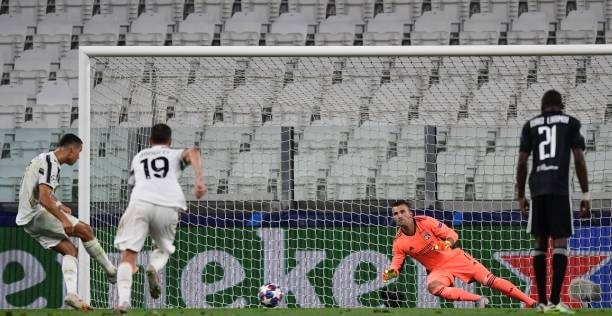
3, 308, 612, 316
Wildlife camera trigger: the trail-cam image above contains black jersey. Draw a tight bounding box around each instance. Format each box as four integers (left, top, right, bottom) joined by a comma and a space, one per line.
519, 111, 585, 197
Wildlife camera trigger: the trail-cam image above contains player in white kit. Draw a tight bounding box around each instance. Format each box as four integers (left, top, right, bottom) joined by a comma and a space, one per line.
16, 133, 117, 310
114, 124, 207, 313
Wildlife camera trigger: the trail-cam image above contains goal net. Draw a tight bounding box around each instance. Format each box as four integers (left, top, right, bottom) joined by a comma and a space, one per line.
81, 47, 612, 309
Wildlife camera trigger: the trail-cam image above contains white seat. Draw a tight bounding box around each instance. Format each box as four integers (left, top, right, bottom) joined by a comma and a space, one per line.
54, 0, 95, 25
299, 125, 348, 161
446, 127, 496, 153
173, 12, 219, 46
375, 156, 419, 199
437, 150, 478, 200
363, 12, 405, 46
487, 0, 518, 23
460, 13, 501, 45
251, 126, 281, 153
193, 0, 232, 21
586, 56, 612, 81
7, 0, 45, 26
224, 81, 274, 126
327, 154, 377, 200
321, 80, 370, 124
202, 126, 253, 159
275, 79, 321, 126
315, 15, 361, 46
489, 56, 534, 81
57, 49, 79, 98
37, 79, 72, 106
294, 152, 330, 200
11, 48, 59, 94
0, 45, 15, 66
241, 0, 282, 23
436, 0, 468, 23
294, 57, 335, 80
507, 11, 549, 45
0, 85, 28, 128
420, 77, 470, 125
229, 152, 280, 199
0, 14, 29, 55
266, 12, 308, 45
288, 0, 329, 25
439, 56, 486, 81
596, 125, 612, 151
125, 12, 170, 46
469, 79, 517, 125
474, 152, 516, 200
557, 10, 598, 44
80, 14, 121, 46
370, 79, 420, 124
144, 0, 183, 23
33, 13, 74, 56
382, 0, 423, 23
495, 125, 521, 153
336, 0, 376, 22
104, 0, 139, 26
567, 81, 609, 124
536, 56, 579, 84
411, 10, 452, 45
221, 11, 264, 46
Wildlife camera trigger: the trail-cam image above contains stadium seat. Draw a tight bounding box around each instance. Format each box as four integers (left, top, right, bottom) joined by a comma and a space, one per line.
241, 0, 282, 23
486, 0, 519, 23
221, 11, 264, 46
10, 47, 59, 95
193, 0, 232, 21
6, 0, 45, 26
294, 57, 335, 80
434, 0, 468, 23
80, 14, 121, 46
474, 152, 516, 200
321, 80, 371, 124
336, 0, 376, 22
315, 14, 362, 46
420, 77, 471, 125
251, 126, 281, 153
410, 10, 452, 45
495, 125, 521, 153
274, 79, 321, 127
446, 126, 496, 154
375, 156, 419, 199
33, 13, 74, 56
369, 78, 421, 124
144, 0, 183, 23
288, 0, 329, 25
536, 0, 566, 22
489, 56, 534, 81
347, 123, 398, 164
586, 55, 612, 81
327, 154, 377, 200
57, 49, 79, 98
507, 11, 549, 45
580, 0, 606, 24
516, 81, 567, 122
54, 0, 95, 25
439, 56, 486, 81
299, 125, 348, 162
0, 14, 29, 56
224, 81, 275, 126
0, 45, 15, 67
596, 125, 612, 151
556, 10, 598, 44
567, 81, 609, 123
104, 0, 139, 26
460, 13, 501, 45
437, 150, 478, 200
469, 79, 518, 125
294, 152, 330, 200
583, 151, 612, 196
33, 80, 72, 128
0, 85, 28, 128
229, 151, 280, 199
363, 12, 405, 46
173, 12, 219, 46
536, 56, 580, 84
382, 0, 423, 23
125, 12, 171, 46
266, 12, 308, 45
202, 126, 254, 161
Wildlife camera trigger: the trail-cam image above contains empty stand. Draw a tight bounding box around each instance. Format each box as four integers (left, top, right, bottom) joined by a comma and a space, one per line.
474, 152, 516, 200
173, 12, 219, 46
507, 11, 549, 45
460, 12, 501, 45
382, 0, 423, 23
33, 13, 74, 56
288, 0, 329, 25
363, 12, 405, 45
557, 9, 598, 44
315, 14, 362, 46
54, 0, 95, 25
266, 12, 309, 45
221, 11, 264, 46
0, 14, 29, 56
125, 12, 171, 46
11, 47, 59, 95
410, 10, 452, 45
80, 14, 121, 46
241, 0, 282, 23
327, 154, 377, 200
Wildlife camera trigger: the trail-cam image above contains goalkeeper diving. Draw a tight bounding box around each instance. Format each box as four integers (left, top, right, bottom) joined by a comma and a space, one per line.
383, 200, 537, 308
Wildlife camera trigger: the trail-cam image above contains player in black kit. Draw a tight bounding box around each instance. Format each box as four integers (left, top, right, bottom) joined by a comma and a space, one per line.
516, 89, 590, 314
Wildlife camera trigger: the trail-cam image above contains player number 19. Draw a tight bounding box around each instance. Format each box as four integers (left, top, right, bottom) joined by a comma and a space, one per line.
538, 125, 557, 160
140, 157, 169, 179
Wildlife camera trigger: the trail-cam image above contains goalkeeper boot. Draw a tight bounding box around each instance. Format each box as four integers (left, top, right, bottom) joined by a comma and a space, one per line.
536, 303, 550, 313
64, 293, 93, 311
546, 302, 575, 314
146, 264, 161, 299
476, 296, 489, 308
107, 266, 117, 284
113, 301, 130, 314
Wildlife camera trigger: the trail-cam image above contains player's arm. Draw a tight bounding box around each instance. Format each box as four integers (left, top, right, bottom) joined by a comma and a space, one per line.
181, 148, 207, 199
383, 240, 405, 282
428, 217, 458, 249
516, 123, 532, 217
573, 147, 590, 218
38, 184, 74, 234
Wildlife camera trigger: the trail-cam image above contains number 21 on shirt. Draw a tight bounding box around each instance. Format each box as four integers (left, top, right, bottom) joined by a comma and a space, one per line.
538, 125, 556, 160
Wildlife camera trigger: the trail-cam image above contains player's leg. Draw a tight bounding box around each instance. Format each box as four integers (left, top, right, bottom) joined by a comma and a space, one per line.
546, 195, 574, 314
479, 271, 537, 307
529, 196, 549, 308
52, 240, 93, 310
146, 204, 179, 299
426, 270, 482, 303
114, 249, 138, 314
70, 219, 117, 283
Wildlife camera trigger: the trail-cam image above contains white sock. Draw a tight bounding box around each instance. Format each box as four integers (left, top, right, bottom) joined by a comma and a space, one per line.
62, 255, 78, 295
149, 249, 170, 272
83, 239, 116, 274
117, 262, 133, 305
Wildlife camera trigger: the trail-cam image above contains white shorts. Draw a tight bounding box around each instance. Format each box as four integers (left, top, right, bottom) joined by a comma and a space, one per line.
23, 209, 80, 249
114, 199, 179, 254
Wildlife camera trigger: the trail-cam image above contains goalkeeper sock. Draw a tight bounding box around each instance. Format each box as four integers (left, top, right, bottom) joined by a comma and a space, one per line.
550, 247, 568, 305
62, 255, 78, 295
84, 238, 116, 274
150, 249, 170, 272
532, 249, 547, 304
117, 262, 133, 305
488, 275, 537, 306
433, 286, 481, 301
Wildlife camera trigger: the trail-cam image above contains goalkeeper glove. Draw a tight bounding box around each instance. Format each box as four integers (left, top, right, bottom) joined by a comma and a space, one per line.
432, 240, 452, 251
382, 268, 398, 283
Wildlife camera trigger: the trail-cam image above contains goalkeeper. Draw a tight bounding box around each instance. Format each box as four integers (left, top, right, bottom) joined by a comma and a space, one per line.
383, 200, 536, 308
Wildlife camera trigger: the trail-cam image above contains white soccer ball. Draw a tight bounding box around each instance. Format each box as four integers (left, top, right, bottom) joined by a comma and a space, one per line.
258, 283, 283, 307
568, 278, 601, 302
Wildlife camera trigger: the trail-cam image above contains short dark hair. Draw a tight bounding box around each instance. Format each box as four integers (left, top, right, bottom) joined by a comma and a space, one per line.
541, 89, 564, 111
150, 123, 172, 144
58, 133, 83, 147
392, 200, 412, 209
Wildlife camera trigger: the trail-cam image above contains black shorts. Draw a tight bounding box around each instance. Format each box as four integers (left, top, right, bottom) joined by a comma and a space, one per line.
528, 195, 573, 238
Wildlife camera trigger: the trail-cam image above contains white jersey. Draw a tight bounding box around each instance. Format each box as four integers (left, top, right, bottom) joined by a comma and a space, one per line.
129, 145, 188, 210
16, 152, 61, 225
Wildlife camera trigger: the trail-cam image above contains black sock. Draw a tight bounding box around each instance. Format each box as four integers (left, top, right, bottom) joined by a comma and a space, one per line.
550, 248, 568, 305
533, 250, 547, 305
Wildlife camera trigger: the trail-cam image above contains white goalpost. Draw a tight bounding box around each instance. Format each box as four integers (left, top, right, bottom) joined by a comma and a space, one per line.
78, 45, 612, 309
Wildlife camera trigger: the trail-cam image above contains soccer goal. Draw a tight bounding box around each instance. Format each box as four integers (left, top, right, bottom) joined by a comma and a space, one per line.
79, 45, 612, 309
